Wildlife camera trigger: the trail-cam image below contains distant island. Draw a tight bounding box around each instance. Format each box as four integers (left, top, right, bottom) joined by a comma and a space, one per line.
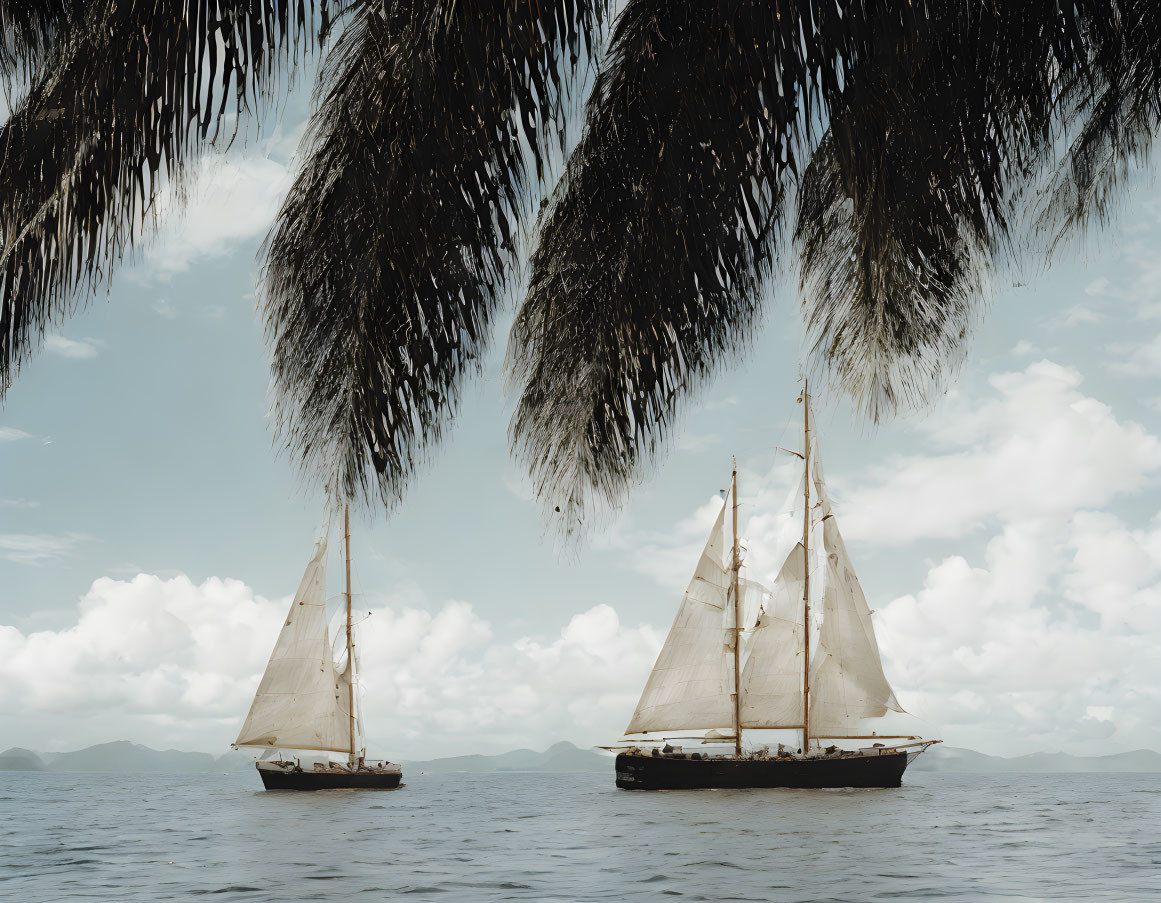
0, 740, 611, 774
910, 745, 1161, 774
0, 741, 255, 774
3, 740, 1160, 775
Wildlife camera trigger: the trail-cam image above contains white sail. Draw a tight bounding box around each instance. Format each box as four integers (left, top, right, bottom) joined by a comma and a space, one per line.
621, 391, 907, 747
625, 499, 735, 735
807, 446, 903, 737
235, 539, 354, 753
739, 543, 805, 728
335, 628, 365, 757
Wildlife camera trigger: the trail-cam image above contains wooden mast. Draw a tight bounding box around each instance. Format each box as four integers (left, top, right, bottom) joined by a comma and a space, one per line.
731, 462, 742, 757
801, 382, 812, 754
344, 504, 356, 765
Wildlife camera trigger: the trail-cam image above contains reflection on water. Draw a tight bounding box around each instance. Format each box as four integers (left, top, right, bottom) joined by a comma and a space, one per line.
2, 770, 1159, 901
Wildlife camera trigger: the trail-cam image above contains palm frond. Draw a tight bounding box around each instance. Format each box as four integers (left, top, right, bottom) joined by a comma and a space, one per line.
508, 0, 900, 540
1037, 0, 1161, 248
797, 2, 1088, 420
0, 0, 335, 395
0, 0, 81, 88
262, 0, 606, 510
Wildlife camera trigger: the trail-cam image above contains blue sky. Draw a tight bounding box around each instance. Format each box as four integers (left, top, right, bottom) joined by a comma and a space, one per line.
4, 87, 1161, 759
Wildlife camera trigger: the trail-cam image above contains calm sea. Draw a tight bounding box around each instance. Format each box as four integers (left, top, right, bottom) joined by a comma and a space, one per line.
2, 769, 1158, 902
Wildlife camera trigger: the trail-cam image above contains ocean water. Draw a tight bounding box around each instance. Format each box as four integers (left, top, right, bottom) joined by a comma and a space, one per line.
2, 769, 1159, 902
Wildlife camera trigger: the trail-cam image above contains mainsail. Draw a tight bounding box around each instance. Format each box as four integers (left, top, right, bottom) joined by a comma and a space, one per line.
806, 444, 903, 737
623, 388, 905, 750
235, 539, 355, 753
739, 544, 805, 728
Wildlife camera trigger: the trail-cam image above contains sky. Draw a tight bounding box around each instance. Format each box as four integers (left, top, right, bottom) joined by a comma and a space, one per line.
4, 81, 1161, 761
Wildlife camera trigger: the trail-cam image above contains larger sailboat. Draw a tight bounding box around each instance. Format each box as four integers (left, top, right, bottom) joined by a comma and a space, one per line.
233, 506, 402, 790
614, 385, 938, 790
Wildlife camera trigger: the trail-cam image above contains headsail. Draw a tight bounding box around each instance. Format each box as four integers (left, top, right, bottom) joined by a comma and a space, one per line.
625, 499, 735, 735
235, 539, 354, 753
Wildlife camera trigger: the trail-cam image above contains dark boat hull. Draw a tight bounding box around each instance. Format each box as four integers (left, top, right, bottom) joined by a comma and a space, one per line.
615, 751, 910, 790
257, 765, 402, 791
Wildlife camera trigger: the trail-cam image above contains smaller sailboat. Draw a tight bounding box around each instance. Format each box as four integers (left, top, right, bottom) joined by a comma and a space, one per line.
234, 506, 402, 790
612, 385, 938, 790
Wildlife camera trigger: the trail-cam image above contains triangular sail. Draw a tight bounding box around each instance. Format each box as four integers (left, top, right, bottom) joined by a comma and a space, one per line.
625, 499, 734, 735
622, 391, 906, 747
235, 539, 354, 753
739, 543, 805, 728
807, 444, 903, 737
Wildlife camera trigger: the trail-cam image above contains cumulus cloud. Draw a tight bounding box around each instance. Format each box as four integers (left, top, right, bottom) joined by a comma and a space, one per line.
0, 574, 661, 757
1082, 235, 1161, 316
610, 358, 1161, 755
7, 357, 1161, 758
143, 152, 291, 279
876, 511, 1161, 755
1107, 333, 1161, 377
839, 361, 1161, 544
1046, 303, 1103, 329
610, 361, 1161, 589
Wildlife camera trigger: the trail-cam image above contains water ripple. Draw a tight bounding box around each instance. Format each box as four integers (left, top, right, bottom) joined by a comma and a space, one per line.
1, 771, 1157, 902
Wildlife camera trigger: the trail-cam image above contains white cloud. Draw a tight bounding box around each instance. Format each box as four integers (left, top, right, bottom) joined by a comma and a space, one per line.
608, 358, 1161, 755
1107, 333, 1161, 377
0, 499, 39, 509
501, 467, 536, 503
0, 533, 88, 565
839, 361, 1161, 544
1046, 303, 1103, 329
0, 427, 32, 442
8, 357, 1161, 759
876, 511, 1161, 755
1081, 236, 1161, 317
0, 574, 661, 757
1010, 339, 1038, 356
144, 153, 291, 278
151, 298, 179, 320
44, 336, 100, 359
677, 431, 720, 453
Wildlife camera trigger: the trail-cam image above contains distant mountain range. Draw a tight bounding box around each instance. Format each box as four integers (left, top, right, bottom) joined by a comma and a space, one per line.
3, 740, 1160, 775
0, 741, 254, 773
0, 740, 610, 774
911, 744, 1161, 774
403, 740, 610, 774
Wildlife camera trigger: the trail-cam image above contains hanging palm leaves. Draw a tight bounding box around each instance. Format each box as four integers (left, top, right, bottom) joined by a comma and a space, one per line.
262, 0, 605, 505
5, 1, 1161, 538
0, 1, 346, 394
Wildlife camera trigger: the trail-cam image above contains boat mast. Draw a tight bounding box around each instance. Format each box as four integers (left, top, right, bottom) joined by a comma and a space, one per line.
731, 462, 742, 757
801, 383, 812, 754
344, 504, 356, 765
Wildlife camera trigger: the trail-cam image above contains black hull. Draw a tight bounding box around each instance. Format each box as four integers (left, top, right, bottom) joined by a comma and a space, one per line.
257, 766, 402, 791
615, 751, 910, 790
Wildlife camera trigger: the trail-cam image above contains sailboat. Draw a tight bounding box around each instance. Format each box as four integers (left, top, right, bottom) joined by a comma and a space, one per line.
233, 506, 402, 790
613, 385, 939, 790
